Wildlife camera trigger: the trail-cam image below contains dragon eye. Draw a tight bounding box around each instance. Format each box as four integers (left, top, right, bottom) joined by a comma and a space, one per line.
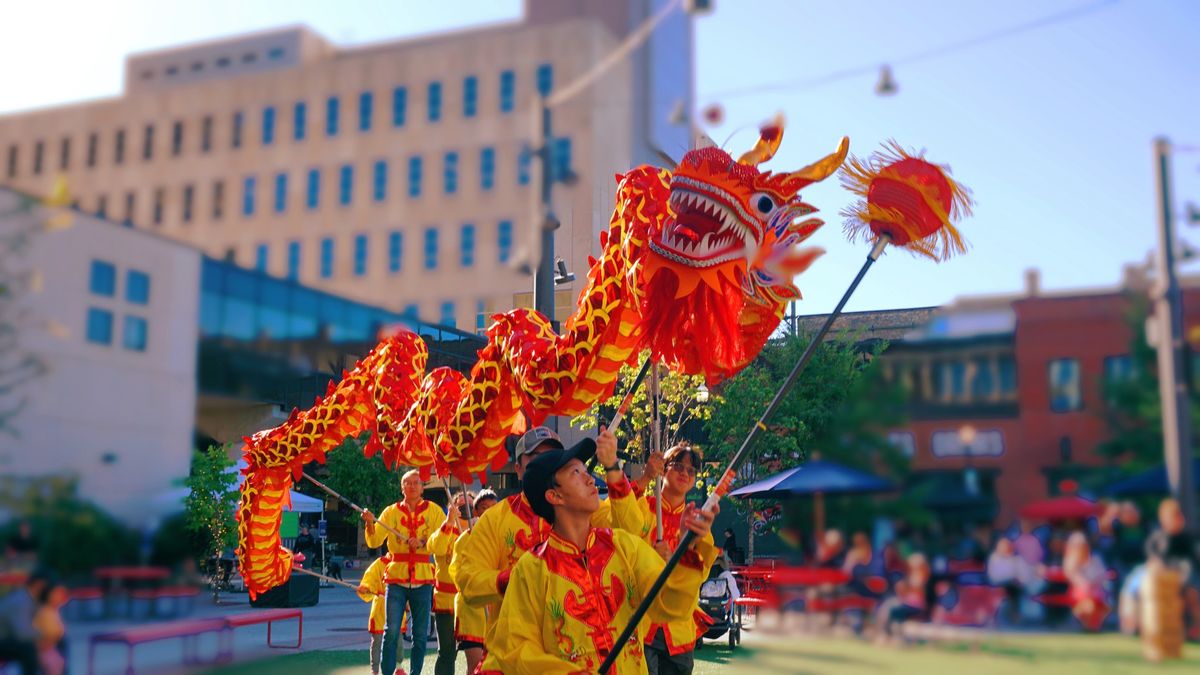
751, 193, 777, 216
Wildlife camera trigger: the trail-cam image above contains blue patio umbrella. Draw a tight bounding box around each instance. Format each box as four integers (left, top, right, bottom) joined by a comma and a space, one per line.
1104, 458, 1200, 497
729, 459, 895, 539
729, 459, 894, 499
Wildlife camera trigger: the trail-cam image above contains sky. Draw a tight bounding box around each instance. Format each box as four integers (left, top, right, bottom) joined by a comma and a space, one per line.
1, 0, 1197, 314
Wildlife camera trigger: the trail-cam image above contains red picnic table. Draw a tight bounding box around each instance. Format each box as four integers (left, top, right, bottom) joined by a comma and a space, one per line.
95, 566, 171, 582
0, 570, 30, 586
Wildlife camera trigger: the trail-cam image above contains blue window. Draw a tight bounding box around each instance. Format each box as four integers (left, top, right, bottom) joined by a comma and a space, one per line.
427, 82, 442, 121
326, 96, 339, 136
306, 168, 320, 209
358, 91, 373, 131
443, 152, 458, 194
286, 241, 300, 281
480, 147, 495, 190
463, 76, 478, 118
552, 137, 572, 181
126, 269, 150, 304
89, 260, 116, 296
403, 304, 419, 320
423, 228, 438, 270
440, 301, 456, 328
273, 172, 287, 213
242, 176, 256, 215
536, 63, 553, 96
461, 224, 475, 267
339, 164, 353, 205
388, 232, 403, 273
293, 102, 306, 140
373, 160, 388, 202
123, 315, 148, 352
499, 70, 515, 112
518, 145, 531, 185
320, 237, 334, 278
392, 87, 407, 127
476, 300, 487, 334
353, 234, 368, 276
255, 244, 269, 272
262, 106, 276, 145
498, 220, 513, 263
408, 156, 422, 197
86, 308, 113, 345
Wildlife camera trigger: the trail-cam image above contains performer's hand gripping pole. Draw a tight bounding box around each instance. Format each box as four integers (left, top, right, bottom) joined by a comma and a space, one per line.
302, 471, 407, 540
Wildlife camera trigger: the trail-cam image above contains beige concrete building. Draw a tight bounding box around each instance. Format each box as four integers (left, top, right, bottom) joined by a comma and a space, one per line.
0, 0, 694, 332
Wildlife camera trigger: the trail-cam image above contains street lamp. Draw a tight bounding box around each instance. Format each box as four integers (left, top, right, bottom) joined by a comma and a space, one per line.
695, 383, 710, 403
959, 425, 979, 496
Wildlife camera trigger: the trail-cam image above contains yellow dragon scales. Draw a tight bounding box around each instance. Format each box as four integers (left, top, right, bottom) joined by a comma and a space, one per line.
237, 121, 849, 597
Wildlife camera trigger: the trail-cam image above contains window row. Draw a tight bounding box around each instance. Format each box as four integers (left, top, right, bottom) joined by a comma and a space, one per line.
83, 143, 566, 227
136, 44, 289, 82
3, 65, 554, 178
253, 221, 514, 280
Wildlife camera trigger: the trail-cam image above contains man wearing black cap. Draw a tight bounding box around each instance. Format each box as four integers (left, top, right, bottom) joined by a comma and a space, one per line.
478, 438, 718, 673
452, 425, 649, 655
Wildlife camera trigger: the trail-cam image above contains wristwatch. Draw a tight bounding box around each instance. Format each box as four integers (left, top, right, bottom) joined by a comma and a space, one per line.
604, 459, 624, 473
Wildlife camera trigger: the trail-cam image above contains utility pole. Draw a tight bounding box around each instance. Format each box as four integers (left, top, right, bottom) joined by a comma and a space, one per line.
531, 98, 559, 332
1152, 136, 1198, 532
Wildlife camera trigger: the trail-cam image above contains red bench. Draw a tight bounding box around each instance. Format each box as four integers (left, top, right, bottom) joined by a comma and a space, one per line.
88, 617, 226, 675
218, 608, 303, 659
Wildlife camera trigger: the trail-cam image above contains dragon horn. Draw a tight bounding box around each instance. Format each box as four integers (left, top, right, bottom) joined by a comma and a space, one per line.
788, 136, 851, 183
736, 113, 785, 166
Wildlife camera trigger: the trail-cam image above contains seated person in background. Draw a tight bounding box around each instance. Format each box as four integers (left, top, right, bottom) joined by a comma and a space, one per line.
0, 569, 52, 675
875, 553, 935, 641
1063, 531, 1110, 632
882, 542, 906, 584
33, 578, 68, 675
817, 530, 846, 569
843, 532, 885, 598
987, 537, 1036, 622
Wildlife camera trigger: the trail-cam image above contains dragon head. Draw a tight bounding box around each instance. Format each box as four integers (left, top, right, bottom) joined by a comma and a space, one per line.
640, 119, 848, 382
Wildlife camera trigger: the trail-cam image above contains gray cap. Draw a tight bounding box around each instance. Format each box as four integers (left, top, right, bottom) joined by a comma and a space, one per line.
514, 426, 565, 460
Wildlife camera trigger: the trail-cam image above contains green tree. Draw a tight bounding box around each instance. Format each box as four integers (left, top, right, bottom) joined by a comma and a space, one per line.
0, 193, 49, 444
184, 445, 238, 596
316, 434, 399, 514
572, 352, 723, 461
703, 331, 912, 539
1097, 296, 1200, 471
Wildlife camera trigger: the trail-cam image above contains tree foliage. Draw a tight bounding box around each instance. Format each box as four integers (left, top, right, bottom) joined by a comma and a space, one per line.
0, 193, 49, 443
1097, 296, 1200, 470
183, 445, 238, 562
702, 331, 912, 531
316, 434, 400, 514
572, 352, 723, 460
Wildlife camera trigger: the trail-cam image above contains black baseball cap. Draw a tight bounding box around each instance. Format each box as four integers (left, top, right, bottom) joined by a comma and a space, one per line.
522, 437, 598, 523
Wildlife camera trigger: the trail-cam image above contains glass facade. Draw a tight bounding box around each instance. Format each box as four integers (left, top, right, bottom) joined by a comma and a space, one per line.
199, 257, 476, 343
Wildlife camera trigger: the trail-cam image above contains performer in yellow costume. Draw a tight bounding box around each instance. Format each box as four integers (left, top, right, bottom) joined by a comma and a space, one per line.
452, 489, 499, 674
481, 437, 717, 674
640, 443, 710, 674
428, 491, 469, 675
451, 426, 648, 646
356, 553, 393, 675
362, 470, 445, 675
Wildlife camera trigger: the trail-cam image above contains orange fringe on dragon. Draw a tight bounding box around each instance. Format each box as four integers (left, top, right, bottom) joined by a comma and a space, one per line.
236, 122, 850, 598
